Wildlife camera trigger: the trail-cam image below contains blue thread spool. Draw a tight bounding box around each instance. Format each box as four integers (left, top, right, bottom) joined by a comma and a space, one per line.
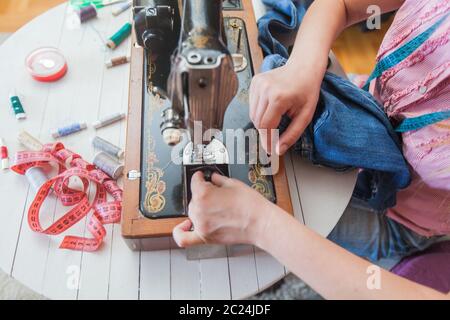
51, 122, 87, 139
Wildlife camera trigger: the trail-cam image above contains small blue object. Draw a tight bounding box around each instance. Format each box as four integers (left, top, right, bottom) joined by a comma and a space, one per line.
52, 122, 87, 138
395, 110, 450, 133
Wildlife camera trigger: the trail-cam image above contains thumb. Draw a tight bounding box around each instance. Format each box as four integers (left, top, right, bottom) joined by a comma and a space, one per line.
210, 172, 231, 187
277, 109, 313, 155
173, 219, 205, 248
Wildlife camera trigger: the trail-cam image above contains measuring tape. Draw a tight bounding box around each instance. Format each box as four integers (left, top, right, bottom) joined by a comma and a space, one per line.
11, 142, 122, 252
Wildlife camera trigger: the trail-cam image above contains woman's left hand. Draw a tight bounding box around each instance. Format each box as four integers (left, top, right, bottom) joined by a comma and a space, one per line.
173, 171, 275, 247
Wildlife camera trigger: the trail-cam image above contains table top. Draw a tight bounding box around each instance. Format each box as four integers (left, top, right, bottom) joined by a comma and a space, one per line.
0, 1, 357, 300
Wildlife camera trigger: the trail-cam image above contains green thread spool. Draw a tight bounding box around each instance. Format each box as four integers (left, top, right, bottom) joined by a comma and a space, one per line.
9, 91, 26, 120
107, 22, 132, 49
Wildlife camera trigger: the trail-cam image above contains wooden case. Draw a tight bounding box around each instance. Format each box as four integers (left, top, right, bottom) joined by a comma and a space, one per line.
122, 0, 293, 251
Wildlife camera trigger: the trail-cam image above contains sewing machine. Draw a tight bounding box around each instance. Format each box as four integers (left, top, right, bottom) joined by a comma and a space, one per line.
122, 0, 293, 251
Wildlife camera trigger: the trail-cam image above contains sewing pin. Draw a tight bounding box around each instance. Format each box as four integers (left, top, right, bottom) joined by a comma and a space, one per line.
51, 122, 87, 139
0, 138, 9, 170
9, 90, 26, 120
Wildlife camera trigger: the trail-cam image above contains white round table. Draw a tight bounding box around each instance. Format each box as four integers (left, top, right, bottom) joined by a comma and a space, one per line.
0, 2, 357, 300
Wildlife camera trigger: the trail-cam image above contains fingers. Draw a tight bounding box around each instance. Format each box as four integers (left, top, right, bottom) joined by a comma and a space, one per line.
277, 107, 313, 155
190, 171, 210, 196
210, 172, 231, 187
173, 219, 205, 247
253, 94, 269, 130
249, 78, 260, 122
258, 100, 288, 154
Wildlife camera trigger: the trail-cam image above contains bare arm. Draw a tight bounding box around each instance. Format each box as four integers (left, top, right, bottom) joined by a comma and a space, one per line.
258, 205, 450, 300
288, 0, 405, 74
173, 173, 450, 300
251, 0, 405, 155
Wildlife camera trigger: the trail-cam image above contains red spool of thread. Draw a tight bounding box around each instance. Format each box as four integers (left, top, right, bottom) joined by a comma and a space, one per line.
25, 47, 68, 82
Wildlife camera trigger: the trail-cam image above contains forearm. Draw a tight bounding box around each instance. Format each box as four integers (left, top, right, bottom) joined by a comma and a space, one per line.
287, 0, 405, 87
256, 206, 448, 300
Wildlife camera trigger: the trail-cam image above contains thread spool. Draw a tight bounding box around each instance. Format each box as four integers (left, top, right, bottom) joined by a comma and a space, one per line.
93, 112, 126, 129
76, 4, 98, 23
25, 166, 49, 191
25, 47, 68, 82
52, 122, 87, 139
92, 136, 124, 159
106, 22, 132, 49
18, 131, 44, 151
9, 90, 26, 120
93, 152, 124, 180
105, 55, 130, 68
112, 1, 132, 16
0, 138, 9, 170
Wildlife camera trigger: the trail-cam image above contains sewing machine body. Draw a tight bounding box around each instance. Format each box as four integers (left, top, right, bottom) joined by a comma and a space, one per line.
122, 0, 293, 251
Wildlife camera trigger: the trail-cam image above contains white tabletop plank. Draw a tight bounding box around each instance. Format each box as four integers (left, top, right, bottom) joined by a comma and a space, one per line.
227, 245, 259, 299
0, 1, 356, 300
199, 256, 231, 300
0, 4, 68, 277
77, 6, 132, 300
140, 249, 171, 300
170, 249, 201, 300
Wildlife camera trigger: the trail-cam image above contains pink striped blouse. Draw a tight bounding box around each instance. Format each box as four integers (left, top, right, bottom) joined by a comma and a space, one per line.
372, 0, 450, 237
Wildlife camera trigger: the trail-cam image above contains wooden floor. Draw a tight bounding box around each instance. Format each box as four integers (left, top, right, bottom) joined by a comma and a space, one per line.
0, 0, 391, 74
0, 0, 66, 33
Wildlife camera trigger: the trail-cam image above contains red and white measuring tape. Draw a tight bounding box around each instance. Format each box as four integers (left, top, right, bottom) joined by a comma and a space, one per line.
11, 142, 122, 252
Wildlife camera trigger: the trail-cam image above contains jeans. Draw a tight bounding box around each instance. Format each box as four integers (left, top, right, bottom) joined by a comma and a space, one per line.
266, 54, 411, 211
328, 198, 438, 262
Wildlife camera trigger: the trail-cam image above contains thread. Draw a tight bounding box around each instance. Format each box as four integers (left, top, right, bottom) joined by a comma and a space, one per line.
76, 4, 98, 23
112, 1, 131, 16
105, 55, 130, 68
93, 152, 124, 180
93, 112, 126, 128
9, 91, 26, 120
106, 22, 132, 49
92, 136, 124, 159
25, 47, 68, 82
25, 166, 49, 191
52, 122, 87, 139
18, 131, 44, 151
0, 138, 9, 170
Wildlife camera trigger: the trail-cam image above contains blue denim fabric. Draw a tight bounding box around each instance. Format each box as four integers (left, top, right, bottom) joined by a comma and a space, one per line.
257, 0, 307, 58
259, 4, 411, 211
327, 198, 437, 262
263, 54, 410, 210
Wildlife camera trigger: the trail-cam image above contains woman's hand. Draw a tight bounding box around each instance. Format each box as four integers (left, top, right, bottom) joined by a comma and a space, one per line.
249, 63, 322, 155
173, 171, 276, 248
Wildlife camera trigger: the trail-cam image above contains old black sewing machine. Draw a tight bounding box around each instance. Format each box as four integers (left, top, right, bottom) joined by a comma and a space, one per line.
122, 0, 292, 251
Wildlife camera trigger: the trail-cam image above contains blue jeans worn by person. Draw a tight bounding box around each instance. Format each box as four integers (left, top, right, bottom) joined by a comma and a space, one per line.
328, 198, 437, 262
258, 0, 435, 261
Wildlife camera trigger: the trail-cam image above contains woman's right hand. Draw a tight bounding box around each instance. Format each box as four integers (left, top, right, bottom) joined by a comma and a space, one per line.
249, 62, 322, 155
